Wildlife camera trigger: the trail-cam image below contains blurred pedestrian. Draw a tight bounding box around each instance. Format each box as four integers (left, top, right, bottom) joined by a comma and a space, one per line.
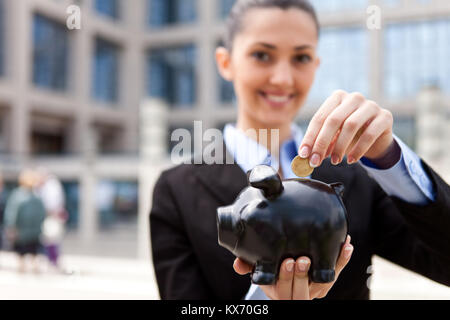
3, 169, 46, 273
35, 168, 67, 272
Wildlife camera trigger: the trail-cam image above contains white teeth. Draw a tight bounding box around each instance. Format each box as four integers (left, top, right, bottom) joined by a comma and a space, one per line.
266, 95, 290, 103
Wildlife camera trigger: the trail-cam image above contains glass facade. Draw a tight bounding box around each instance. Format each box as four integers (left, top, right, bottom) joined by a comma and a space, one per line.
393, 116, 416, 150
383, 0, 401, 6
148, 0, 196, 28
219, 0, 235, 18
147, 45, 196, 108
93, 38, 120, 103
384, 20, 450, 99
0, 0, 4, 77
96, 180, 138, 228
31, 131, 66, 155
311, 0, 367, 11
383, 0, 434, 6
219, 0, 369, 18
32, 14, 69, 91
62, 182, 80, 230
309, 27, 369, 102
95, 0, 120, 19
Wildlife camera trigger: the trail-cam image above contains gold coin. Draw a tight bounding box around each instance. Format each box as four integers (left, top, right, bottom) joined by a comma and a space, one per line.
291, 155, 314, 177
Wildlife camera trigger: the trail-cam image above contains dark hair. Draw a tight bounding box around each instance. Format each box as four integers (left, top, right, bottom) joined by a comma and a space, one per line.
223, 0, 320, 52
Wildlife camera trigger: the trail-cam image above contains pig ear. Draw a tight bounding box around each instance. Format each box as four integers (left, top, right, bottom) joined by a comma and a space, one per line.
247, 165, 283, 199
330, 182, 345, 198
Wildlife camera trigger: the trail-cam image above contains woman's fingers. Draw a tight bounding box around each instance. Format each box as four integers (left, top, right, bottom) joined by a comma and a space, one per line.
309, 93, 365, 167
233, 258, 253, 275
299, 90, 347, 160
259, 258, 295, 300
292, 256, 311, 300
330, 100, 379, 164
277, 258, 296, 299
299, 90, 394, 167
346, 109, 394, 162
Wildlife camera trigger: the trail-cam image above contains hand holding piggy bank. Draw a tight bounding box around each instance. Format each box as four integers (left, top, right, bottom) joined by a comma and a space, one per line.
217, 165, 348, 285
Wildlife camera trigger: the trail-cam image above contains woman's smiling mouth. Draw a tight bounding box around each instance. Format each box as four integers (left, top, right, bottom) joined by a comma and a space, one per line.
259, 91, 296, 108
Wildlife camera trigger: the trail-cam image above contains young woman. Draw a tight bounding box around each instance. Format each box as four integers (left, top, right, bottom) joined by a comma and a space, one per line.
150, 0, 450, 300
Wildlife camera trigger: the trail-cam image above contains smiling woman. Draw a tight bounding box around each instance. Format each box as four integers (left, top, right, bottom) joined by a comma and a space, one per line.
150, 0, 450, 301
216, 3, 320, 144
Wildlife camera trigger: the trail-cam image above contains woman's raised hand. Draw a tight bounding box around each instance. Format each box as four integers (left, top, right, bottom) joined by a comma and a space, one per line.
298, 90, 395, 167
233, 235, 353, 300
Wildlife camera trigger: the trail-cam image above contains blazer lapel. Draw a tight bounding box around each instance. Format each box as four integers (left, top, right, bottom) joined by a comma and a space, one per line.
193, 148, 248, 206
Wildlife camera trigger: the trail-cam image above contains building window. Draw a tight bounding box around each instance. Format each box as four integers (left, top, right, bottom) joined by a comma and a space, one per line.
31, 131, 66, 155
95, 0, 120, 20
97, 180, 138, 229
393, 117, 416, 150
219, 0, 235, 18
97, 125, 123, 154
308, 27, 369, 102
93, 38, 120, 103
382, 0, 400, 6
62, 181, 79, 230
32, 14, 69, 91
148, 0, 196, 28
312, 0, 367, 11
384, 20, 450, 99
147, 45, 196, 108
0, 111, 6, 152
0, 0, 4, 77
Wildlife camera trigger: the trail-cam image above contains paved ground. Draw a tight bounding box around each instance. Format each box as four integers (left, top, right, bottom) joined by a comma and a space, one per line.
0, 251, 160, 300
1, 251, 449, 300
369, 256, 450, 300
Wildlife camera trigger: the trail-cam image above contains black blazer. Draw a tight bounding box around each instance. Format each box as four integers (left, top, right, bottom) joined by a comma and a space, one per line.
150, 151, 450, 300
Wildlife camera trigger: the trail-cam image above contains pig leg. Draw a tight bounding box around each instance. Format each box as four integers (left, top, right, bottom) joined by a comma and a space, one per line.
309, 234, 344, 283
309, 252, 335, 283
251, 260, 278, 285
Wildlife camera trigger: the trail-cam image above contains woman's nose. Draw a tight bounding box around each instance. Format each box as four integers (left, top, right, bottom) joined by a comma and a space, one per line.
270, 61, 294, 87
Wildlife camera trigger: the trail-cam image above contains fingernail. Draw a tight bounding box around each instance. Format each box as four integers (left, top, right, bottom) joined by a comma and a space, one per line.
309, 153, 320, 168
299, 146, 310, 158
347, 156, 356, 165
286, 260, 294, 272
344, 245, 353, 259
331, 155, 340, 165
297, 259, 309, 272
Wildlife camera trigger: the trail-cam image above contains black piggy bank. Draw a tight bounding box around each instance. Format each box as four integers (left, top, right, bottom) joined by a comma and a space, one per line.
217, 165, 348, 285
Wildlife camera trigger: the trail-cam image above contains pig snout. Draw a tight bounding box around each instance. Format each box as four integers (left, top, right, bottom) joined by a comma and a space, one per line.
217, 205, 243, 252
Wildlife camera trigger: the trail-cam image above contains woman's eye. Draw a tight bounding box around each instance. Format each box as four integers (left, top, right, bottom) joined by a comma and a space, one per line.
294, 54, 312, 64
252, 51, 270, 62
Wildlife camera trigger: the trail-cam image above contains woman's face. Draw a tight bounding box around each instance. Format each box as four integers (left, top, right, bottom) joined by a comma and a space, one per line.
217, 7, 320, 128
